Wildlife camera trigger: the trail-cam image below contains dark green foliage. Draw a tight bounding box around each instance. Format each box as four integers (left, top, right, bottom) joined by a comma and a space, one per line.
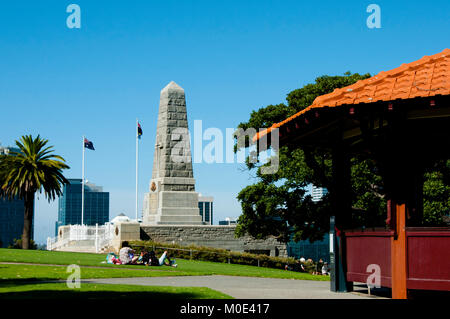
423, 159, 450, 226
286, 72, 372, 112
236, 72, 372, 134
234, 71, 449, 244
129, 240, 306, 271
235, 73, 378, 243
350, 156, 386, 227
0, 135, 69, 249
8, 238, 38, 250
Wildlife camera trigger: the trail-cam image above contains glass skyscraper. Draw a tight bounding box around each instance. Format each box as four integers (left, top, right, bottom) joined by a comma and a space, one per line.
0, 145, 34, 247
0, 197, 34, 248
56, 179, 109, 234
198, 196, 213, 225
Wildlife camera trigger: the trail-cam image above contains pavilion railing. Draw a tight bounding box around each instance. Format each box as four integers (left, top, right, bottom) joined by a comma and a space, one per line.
46, 223, 115, 253
344, 226, 450, 291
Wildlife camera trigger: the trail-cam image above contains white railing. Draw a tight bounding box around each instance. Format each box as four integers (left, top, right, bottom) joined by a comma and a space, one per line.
46, 236, 70, 251
97, 223, 115, 252
47, 223, 116, 253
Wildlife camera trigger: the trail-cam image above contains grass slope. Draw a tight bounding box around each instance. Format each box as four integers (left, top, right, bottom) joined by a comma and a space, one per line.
0, 248, 329, 281
0, 248, 329, 299
0, 282, 232, 299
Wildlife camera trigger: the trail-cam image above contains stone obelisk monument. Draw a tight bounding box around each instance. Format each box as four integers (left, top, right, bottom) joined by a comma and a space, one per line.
143, 81, 203, 225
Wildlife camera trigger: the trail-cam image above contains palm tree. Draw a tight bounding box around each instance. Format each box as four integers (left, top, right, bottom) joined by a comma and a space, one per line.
0, 135, 69, 249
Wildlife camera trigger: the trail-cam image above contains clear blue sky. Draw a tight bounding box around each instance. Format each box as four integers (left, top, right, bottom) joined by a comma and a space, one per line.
0, 1, 448, 244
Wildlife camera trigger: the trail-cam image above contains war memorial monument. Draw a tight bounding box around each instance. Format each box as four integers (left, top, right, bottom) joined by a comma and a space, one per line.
142, 81, 203, 226
136, 81, 287, 256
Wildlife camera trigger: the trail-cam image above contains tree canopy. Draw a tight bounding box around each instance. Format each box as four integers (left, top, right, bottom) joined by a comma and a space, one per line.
234, 73, 449, 244
0, 135, 69, 249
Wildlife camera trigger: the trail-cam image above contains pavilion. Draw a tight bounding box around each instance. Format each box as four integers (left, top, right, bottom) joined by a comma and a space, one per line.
254, 48, 450, 299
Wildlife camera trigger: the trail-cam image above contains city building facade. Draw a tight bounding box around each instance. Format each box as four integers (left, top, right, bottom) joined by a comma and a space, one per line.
198, 196, 213, 225
0, 197, 33, 247
0, 145, 34, 247
56, 179, 109, 234
219, 217, 238, 226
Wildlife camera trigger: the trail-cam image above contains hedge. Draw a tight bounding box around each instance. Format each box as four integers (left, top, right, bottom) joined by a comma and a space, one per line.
129, 240, 317, 273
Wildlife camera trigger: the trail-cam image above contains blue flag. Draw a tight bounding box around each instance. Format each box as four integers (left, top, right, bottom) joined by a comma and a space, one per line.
84, 138, 95, 150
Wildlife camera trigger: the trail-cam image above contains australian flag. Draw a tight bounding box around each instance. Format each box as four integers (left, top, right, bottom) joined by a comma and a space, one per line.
138, 122, 143, 139
84, 138, 95, 150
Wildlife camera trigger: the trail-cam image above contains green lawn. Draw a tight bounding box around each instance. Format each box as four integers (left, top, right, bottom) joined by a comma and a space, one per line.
0, 248, 329, 281
0, 282, 232, 299
0, 248, 328, 299
0, 263, 193, 281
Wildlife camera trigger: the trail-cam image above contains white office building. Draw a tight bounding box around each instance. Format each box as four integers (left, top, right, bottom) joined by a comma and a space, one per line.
311, 186, 328, 202
219, 217, 238, 226
198, 195, 214, 225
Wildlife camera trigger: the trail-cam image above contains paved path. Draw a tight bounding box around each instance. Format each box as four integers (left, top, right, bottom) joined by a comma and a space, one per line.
2, 262, 380, 299
83, 275, 373, 299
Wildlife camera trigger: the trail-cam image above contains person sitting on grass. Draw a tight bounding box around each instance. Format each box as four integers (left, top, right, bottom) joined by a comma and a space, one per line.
117, 241, 139, 265
322, 262, 330, 275
314, 258, 324, 275
136, 249, 149, 265
294, 259, 306, 272
111, 255, 121, 264
148, 250, 177, 267
285, 259, 306, 272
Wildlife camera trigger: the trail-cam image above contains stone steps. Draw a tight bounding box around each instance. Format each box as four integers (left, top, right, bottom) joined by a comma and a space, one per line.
146, 212, 204, 225
53, 240, 113, 254
156, 221, 205, 225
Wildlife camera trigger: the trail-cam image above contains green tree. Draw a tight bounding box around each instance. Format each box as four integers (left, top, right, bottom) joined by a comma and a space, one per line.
423, 159, 450, 225
235, 73, 449, 243
8, 238, 38, 250
0, 135, 69, 249
236, 72, 372, 135
234, 72, 391, 243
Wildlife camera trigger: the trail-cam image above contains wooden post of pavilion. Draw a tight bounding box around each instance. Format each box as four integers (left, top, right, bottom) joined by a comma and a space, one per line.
382, 117, 427, 299
391, 202, 408, 299
330, 135, 353, 292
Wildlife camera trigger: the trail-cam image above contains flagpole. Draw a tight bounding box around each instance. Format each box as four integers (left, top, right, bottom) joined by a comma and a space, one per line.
135, 119, 139, 221
81, 135, 85, 226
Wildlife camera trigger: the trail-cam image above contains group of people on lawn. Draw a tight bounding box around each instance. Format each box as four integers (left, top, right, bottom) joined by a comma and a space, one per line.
285, 257, 330, 275
111, 242, 329, 275
110, 241, 177, 267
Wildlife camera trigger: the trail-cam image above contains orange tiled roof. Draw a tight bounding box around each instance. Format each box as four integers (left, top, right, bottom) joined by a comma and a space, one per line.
255, 48, 450, 141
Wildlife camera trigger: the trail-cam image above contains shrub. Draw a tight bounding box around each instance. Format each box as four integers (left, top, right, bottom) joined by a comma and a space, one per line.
8, 238, 38, 250
129, 240, 314, 272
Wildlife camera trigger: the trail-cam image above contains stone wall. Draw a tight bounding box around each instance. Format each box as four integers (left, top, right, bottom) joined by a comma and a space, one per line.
140, 225, 287, 257
111, 222, 141, 253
